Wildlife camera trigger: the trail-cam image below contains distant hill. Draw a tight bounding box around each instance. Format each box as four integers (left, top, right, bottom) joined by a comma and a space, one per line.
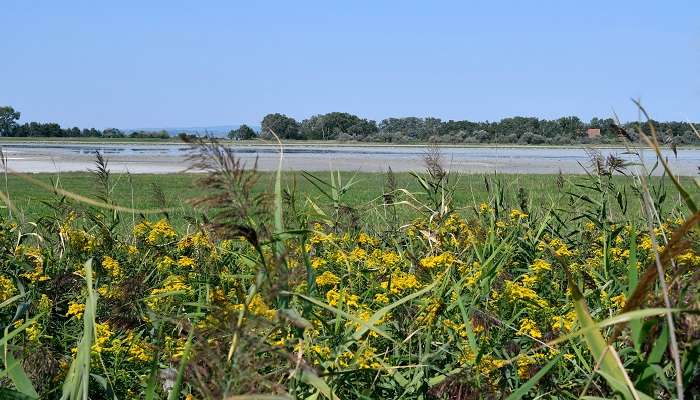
123, 125, 261, 137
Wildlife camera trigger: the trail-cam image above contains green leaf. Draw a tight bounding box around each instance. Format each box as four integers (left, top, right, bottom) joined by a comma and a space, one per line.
0, 347, 38, 399
61, 259, 97, 400
597, 370, 654, 400
545, 308, 679, 349
0, 388, 36, 400
300, 370, 341, 400
0, 293, 24, 309
168, 316, 195, 400
455, 293, 478, 359
639, 324, 669, 385
569, 277, 644, 400
626, 227, 642, 350
292, 292, 393, 341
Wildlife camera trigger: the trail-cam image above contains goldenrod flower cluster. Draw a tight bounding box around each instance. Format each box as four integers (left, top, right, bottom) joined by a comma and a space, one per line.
0, 275, 17, 303
1, 199, 695, 398
419, 252, 455, 270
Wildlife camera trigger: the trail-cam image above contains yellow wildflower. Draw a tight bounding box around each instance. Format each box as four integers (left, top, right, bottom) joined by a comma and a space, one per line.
416, 298, 442, 325
325, 289, 359, 308
157, 255, 175, 272
310, 257, 327, 270
102, 256, 123, 280
20, 267, 50, 282
610, 247, 629, 262
0, 275, 17, 303
126, 332, 154, 363
350, 247, 367, 261
510, 209, 528, 220
357, 232, 379, 247
503, 280, 549, 308
381, 251, 401, 267
335, 350, 354, 368
521, 274, 537, 287
38, 294, 52, 313
311, 344, 331, 360
530, 258, 551, 274
92, 322, 113, 354
380, 272, 420, 294
177, 256, 196, 268
517, 318, 542, 339
18, 245, 44, 269
420, 252, 455, 270
357, 346, 382, 369
164, 336, 187, 361
315, 271, 341, 287
551, 310, 577, 332
177, 231, 212, 251
145, 219, 177, 245
639, 235, 652, 251
610, 293, 626, 309
146, 275, 191, 310
133, 220, 151, 238
248, 294, 276, 319
374, 293, 389, 304
26, 322, 41, 342
66, 302, 85, 319
549, 238, 574, 257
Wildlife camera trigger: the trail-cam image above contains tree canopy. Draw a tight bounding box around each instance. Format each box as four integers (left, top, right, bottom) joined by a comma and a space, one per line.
300, 112, 378, 140
0, 106, 21, 136
260, 113, 300, 140
228, 124, 256, 140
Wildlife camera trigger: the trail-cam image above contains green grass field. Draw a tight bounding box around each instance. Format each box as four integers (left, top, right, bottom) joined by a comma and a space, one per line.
2, 171, 695, 227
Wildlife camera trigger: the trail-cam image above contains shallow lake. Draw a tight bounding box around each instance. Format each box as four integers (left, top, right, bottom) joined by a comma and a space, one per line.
0, 142, 697, 175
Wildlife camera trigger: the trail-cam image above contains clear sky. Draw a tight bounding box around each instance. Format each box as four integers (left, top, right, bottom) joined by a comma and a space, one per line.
1, 1, 698, 129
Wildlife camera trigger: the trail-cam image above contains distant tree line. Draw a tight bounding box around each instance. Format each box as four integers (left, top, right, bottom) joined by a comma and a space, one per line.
256, 112, 699, 145
0, 106, 170, 139
2, 105, 698, 144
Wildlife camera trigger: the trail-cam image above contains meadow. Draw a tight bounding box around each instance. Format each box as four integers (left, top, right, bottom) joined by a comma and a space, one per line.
3, 171, 697, 226
0, 139, 698, 399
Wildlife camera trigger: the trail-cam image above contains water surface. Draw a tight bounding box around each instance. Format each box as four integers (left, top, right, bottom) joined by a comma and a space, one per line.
1, 143, 696, 175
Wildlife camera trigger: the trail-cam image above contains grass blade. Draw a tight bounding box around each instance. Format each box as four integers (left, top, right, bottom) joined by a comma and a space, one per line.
300, 370, 341, 400
61, 259, 97, 400
291, 292, 393, 341
568, 276, 643, 400
0, 346, 38, 399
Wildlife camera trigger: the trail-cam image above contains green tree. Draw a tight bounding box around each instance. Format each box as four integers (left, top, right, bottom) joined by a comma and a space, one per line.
0, 106, 21, 136
102, 128, 125, 138
300, 112, 377, 140
228, 124, 256, 140
260, 113, 300, 139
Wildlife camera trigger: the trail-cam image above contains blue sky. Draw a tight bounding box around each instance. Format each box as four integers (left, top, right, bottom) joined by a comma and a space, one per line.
1, 1, 698, 128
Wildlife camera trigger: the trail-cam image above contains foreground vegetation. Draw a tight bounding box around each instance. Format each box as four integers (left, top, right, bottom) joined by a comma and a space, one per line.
0, 134, 699, 399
